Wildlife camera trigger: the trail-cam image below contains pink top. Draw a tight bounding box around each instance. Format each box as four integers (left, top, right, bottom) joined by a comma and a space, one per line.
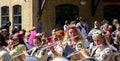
28, 30, 36, 44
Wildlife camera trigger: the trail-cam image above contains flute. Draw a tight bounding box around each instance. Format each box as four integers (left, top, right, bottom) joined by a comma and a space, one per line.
68, 35, 78, 41
66, 51, 80, 58
67, 49, 89, 58
11, 41, 58, 59
12, 47, 34, 59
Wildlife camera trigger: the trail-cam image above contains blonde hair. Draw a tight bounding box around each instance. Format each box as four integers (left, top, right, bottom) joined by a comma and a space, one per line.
92, 30, 109, 46
94, 21, 99, 27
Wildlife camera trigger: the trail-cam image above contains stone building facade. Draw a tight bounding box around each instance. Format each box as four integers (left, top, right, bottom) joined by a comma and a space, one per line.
0, 0, 120, 35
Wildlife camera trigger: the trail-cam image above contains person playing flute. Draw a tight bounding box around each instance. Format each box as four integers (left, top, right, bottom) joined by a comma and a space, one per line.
23, 36, 48, 61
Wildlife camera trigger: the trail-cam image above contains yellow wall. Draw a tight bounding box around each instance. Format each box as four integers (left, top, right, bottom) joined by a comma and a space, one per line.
0, 0, 33, 33
40, 0, 103, 35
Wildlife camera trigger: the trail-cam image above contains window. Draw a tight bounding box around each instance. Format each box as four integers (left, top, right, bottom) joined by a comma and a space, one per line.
13, 5, 21, 29
1, 6, 9, 26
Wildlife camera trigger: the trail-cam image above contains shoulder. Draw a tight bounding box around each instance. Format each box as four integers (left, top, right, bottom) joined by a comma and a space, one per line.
102, 47, 113, 55
76, 41, 86, 48
17, 44, 26, 50
0, 49, 8, 58
18, 44, 26, 47
76, 23, 80, 26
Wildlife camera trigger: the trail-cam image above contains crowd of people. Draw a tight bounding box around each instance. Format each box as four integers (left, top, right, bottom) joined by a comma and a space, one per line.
0, 17, 120, 61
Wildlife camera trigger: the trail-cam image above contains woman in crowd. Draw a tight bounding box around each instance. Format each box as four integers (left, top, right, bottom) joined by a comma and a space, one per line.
114, 31, 120, 50
49, 29, 64, 59
23, 36, 48, 61
63, 24, 86, 60
87, 21, 100, 49
105, 31, 117, 52
48, 28, 58, 43
80, 30, 113, 61
9, 33, 26, 61
48, 24, 86, 61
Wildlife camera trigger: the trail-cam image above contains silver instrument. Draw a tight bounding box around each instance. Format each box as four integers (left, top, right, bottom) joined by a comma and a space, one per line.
11, 42, 57, 59
66, 51, 80, 58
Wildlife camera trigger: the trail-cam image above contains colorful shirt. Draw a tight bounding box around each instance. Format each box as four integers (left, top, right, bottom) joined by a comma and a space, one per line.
91, 46, 113, 61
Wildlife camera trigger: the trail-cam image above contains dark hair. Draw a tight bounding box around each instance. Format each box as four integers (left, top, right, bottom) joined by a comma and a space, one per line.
34, 36, 42, 42
0, 33, 8, 46
12, 28, 19, 35
19, 29, 26, 36
77, 17, 85, 21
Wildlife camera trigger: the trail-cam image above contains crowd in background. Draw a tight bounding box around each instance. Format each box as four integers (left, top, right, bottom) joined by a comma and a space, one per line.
0, 17, 120, 61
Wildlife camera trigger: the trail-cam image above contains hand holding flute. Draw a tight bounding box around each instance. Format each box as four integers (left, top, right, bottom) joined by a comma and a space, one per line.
67, 49, 90, 58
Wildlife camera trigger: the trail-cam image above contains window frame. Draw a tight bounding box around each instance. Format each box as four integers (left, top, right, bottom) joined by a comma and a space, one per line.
1, 6, 9, 26
13, 5, 22, 29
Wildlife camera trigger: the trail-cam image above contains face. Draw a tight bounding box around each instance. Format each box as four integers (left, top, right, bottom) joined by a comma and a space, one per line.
13, 38, 19, 44
2, 29, 8, 35
52, 35, 58, 41
116, 24, 120, 30
25, 33, 30, 40
105, 31, 112, 42
116, 32, 120, 40
7, 40, 13, 46
68, 29, 77, 37
52, 29, 56, 35
92, 35, 104, 45
33, 39, 41, 47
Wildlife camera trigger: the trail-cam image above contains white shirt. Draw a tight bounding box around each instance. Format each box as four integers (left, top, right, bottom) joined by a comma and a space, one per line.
0, 47, 12, 61
63, 24, 68, 31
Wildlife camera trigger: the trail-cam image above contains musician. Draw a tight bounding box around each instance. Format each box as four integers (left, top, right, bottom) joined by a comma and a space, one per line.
9, 35, 26, 61
23, 36, 48, 61
6, 39, 14, 52
0, 33, 12, 61
49, 30, 64, 59
62, 25, 86, 60
24, 31, 34, 50
48, 28, 58, 43
80, 30, 113, 61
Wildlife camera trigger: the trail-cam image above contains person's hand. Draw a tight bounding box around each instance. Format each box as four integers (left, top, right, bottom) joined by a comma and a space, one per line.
23, 51, 29, 56
79, 49, 90, 58
8, 45, 14, 50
